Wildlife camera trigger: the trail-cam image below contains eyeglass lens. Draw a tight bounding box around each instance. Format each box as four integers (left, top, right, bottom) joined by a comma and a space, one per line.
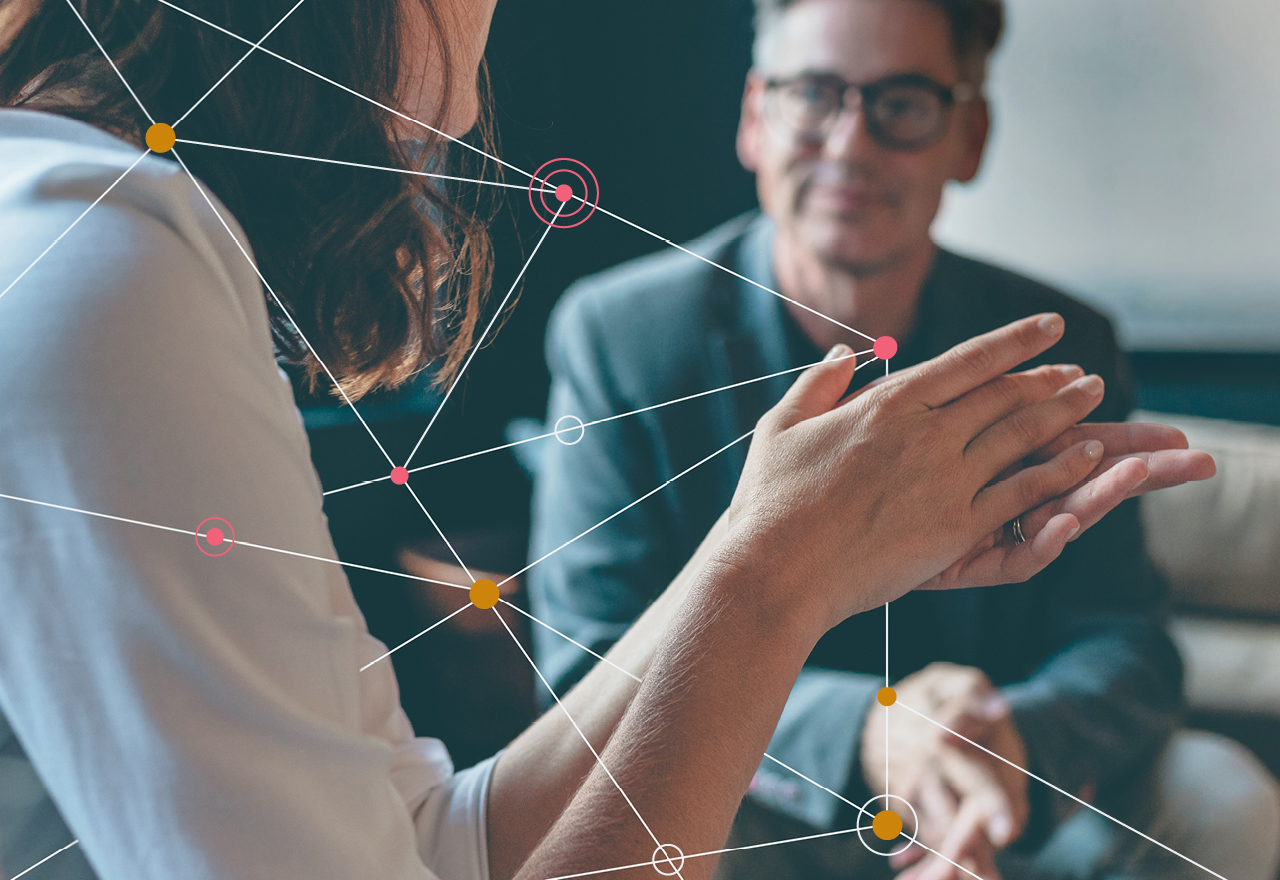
770, 76, 950, 151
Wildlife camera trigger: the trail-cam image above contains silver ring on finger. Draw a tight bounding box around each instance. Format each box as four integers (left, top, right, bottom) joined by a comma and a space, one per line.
1008, 515, 1027, 545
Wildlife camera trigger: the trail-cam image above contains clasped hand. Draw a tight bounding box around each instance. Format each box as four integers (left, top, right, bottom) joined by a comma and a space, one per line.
863, 663, 1028, 880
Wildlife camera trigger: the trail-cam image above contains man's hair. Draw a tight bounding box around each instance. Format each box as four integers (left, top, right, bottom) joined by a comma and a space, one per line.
0, 0, 500, 401
752, 0, 1005, 86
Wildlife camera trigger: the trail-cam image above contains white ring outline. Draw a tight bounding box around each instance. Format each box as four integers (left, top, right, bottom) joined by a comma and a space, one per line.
553, 414, 586, 446
856, 793, 919, 858
650, 843, 685, 876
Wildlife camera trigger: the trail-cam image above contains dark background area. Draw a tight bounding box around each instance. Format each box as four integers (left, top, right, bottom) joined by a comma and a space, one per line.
289, 1, 1280, 769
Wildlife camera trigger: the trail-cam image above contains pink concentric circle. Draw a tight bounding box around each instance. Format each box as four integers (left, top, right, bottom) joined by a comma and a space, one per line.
196, 517, 235, 557
528, 158, 599, 228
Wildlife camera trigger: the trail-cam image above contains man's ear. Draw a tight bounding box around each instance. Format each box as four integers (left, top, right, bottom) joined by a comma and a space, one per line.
737, 73, 766, 173
953, 95, 991, 184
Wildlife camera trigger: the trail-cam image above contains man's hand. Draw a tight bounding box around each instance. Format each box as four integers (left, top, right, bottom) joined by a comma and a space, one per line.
862, 664, 1028, 879
841, 368, 1215, 593
919, 419, 1215, 591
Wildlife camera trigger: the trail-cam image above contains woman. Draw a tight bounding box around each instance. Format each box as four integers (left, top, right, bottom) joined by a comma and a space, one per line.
0, 2, 1210, 879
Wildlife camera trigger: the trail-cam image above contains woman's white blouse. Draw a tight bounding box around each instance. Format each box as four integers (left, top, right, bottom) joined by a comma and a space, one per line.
0, 109, 493, 880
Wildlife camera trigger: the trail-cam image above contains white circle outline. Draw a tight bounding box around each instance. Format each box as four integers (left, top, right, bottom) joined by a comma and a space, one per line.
553, 414, 586, 446
650, 843, 685, 876
856, 793, 919, 858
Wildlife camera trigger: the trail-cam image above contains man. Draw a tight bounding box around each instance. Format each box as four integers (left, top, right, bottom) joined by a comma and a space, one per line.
528, 1, 1280, 878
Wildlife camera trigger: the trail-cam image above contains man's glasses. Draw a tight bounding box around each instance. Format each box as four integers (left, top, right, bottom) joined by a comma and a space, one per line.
763, 72, 977, 152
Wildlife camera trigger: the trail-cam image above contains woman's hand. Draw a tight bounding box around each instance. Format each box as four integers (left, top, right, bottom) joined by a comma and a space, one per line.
719, 313, 1129, 633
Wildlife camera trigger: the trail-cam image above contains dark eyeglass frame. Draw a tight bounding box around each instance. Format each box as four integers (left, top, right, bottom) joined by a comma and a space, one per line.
762, 71, 978, 152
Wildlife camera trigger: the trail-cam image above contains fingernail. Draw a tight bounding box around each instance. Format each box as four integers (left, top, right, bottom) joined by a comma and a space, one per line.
1057, 364, 1084, 379
1076, 374, 1104, 395
1038, 314, 1062, 335
825, 343, 852, 361
1084, 440, 1104, 460
1067, 525, 1080, 540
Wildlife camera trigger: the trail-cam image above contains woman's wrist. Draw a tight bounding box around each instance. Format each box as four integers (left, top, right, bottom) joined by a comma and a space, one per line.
696, 527, 834, 651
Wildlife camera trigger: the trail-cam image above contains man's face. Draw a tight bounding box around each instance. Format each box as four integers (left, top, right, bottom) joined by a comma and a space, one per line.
738, 0, 989, 273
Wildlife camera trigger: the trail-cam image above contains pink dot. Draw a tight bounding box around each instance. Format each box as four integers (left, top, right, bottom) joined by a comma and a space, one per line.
390, 466, 409, 486
555, 184, 573, 203
206, 527, 224, 546
873, 336, 898, 360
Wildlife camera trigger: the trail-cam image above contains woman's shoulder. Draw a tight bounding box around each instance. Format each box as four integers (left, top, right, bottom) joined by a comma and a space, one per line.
0, 109, 267, 343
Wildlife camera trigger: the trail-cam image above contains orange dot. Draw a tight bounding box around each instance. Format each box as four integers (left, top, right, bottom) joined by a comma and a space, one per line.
873, 809, 903, 841
469, 578, 499, 609
145, 123, 176, 153
877, 686, 897, 706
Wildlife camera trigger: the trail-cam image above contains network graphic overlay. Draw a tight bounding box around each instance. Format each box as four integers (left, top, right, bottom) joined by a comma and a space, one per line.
0, 3, 1236, 880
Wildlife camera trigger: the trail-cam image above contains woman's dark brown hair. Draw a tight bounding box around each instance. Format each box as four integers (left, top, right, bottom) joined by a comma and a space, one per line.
0, 0, 497, 400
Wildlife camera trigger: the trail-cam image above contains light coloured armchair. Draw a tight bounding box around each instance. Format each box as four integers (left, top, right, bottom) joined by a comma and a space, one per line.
1137, 411, 1280, 764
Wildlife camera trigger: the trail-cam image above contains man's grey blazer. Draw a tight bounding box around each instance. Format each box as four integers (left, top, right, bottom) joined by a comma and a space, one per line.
527, 211, 1184, 832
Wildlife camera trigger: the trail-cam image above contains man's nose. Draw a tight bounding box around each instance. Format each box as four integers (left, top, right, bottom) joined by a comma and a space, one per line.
823, 97, 880, 162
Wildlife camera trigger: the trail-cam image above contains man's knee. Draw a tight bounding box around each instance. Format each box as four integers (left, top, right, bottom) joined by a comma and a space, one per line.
1151, 730, 1280, 880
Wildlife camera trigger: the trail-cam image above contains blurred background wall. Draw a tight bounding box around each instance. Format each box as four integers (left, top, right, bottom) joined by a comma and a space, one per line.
935, 0, 1280, 353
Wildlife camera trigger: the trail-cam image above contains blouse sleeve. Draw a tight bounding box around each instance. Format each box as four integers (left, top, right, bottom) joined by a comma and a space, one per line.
0, 130, 490, 880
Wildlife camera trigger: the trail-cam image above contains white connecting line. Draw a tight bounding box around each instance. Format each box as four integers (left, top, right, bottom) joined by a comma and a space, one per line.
323, 351, 875, 497
171, 0, 312, 128
403, 480, 475, 584
897, 701, 1231, 880
172, 138, 552, 192
16, 6, 936, 880
885, 601, 891, 798
156, 0, 879, 368
0, 491, 469, 592
482, 351, 881, 594
501, 600, 643, 683
389, 201, 568, 586
27, 8, 408, 483
170, 149, 397, 469
148, 0, 885, 496
153, 0, 540, 184
61, 0, 154, 124
0, 150, 150, 303
172, 150, 476, 587
150, 0, 496, 598
536, 825, 872, 880
511, 608, 1000, 880
521, 736, 999, 880
9, 839, 80, 880
4, 1, 309, 310
167, 142, 492, 587
494, 609, 685, 879
585, 200, 876, 345
402, 200, 567, 468
174, 142, 487, 579
360, 602, 472, 671
500, 429, 758, 589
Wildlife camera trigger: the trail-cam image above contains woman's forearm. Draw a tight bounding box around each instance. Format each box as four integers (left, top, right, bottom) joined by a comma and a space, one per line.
486, 512, 733, 880
511, 557, 822, 880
